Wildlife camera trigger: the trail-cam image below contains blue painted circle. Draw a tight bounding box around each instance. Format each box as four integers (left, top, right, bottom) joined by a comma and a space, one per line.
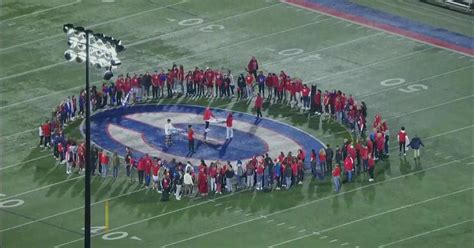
86, 104, 326, 168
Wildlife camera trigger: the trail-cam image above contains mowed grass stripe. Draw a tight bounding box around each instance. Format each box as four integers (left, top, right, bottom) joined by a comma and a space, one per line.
268, 188, 473, 247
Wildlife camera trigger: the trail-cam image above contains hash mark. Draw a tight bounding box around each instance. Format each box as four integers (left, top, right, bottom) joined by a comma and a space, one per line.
298, 229, 306, 233
444, 156, 453, 159
266, 219, 274, 223
341, 243, 349, 246
288, 226, 296, 229
245, 213, 252, 216
225, 206, 233, 210
130, 236, 142, 241
329, 239, 338, 243
214, 203, 222, 207
320, 236, 328, 239
277, 222, 285, 226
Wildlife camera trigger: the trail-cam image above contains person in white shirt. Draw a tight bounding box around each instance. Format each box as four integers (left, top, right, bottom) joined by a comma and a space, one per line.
164, 119, 176, 147
38, 124, 44, 147
183, 171, 194, 197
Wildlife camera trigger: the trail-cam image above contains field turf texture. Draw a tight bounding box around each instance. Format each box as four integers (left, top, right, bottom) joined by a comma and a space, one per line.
0, 0, 473, 247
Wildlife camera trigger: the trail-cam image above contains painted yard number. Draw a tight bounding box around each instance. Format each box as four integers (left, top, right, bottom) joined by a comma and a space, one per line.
380, 78, 428, 93
0, 193, 25, 208
177, 18, 225, 33
273, 48, 322, 62
81, 226, 141, 241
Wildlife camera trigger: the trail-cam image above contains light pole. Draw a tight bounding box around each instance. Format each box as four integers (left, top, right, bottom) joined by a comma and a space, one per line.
63, 24, 125, 248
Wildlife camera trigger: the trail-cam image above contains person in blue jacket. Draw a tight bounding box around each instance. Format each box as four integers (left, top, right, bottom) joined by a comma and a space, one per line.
407, 134, 424, 160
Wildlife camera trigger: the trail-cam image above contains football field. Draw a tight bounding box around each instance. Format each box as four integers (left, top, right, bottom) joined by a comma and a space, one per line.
0, 0, 473, 247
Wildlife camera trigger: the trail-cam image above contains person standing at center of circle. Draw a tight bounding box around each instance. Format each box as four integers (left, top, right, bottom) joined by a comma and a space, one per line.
398, 126, 409, 157
188, 125, 195, 154
226, 112, 233, 140
203, 107, 215, 141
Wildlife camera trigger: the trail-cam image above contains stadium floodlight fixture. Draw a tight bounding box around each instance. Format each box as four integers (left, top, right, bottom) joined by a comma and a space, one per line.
64, 49, 77, 61
62, 25, 125, 248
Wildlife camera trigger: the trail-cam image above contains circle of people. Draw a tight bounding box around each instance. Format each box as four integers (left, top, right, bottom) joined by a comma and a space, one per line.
37, 57, 425, 201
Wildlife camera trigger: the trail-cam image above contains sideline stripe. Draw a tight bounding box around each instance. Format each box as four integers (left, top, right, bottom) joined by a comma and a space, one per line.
0, 0, 81, 23
377, 219, 474, 247
54, 156, 472, 248
282, 0, 474, 57
0, 1, 187, 52
268, 187, 473, 247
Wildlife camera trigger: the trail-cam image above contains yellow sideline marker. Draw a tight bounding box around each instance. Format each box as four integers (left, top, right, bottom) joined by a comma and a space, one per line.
105, 200, 109, 233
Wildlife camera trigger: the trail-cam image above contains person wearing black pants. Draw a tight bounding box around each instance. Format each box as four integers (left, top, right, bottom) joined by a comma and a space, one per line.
255, 93, 263, 119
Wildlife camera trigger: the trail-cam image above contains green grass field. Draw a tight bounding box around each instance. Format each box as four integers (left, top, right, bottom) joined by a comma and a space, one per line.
0, 0, 473, 247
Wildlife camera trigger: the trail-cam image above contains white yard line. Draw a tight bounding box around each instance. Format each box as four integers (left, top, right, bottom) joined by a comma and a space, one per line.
377, 219, 474, 247
0, 128, 36, 140
307, 47, 434, 82
0, 0, 81, 23
52, 190, 249, 247
359, 65, 474, 99
146, 157, 472, 248
268, 187, 473, 247
387, 95, 473, 120
2, 176, 84, 200
0, 1, 187, 52
0, 61, 68, 81
263, 32, 383, 68
0, 154, 50, 170
281, 0, 474, 58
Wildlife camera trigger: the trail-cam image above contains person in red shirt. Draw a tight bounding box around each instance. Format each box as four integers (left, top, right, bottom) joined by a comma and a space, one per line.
42, 120, 52, 148
344, 155, 354, 183
185, 71, 194, 97
136, 157, 145, 185
152, 160, 160, 191
361, 145, 369, 173
115, 75, 124, 105
214, 70, 223, 97
166, 69, 174, 98
187, 125, 195, 154
367, 137, 374, 159
332, 164, 341, 192
226, 112, 233, 140
203, 107, 215, 140
245, 73, 254, 99
255, 93, 263, 119
375, 132, 385, 161
291, 159, 298, 186
198, 166, 208, 196
177, 65, 185, 95
368, 154, 375, 182
144, 156, 152, 188
318, 148, 326, 176
398, 126, 409, 156
247, 56, 258, 79
151, 70, 160, 99
131, 74, 140, 103
204, 68, 214, 97
301, 84, 310, 110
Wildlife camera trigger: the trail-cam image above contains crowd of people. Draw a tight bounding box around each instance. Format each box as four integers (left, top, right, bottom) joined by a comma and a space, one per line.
37, 56, 425, 200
